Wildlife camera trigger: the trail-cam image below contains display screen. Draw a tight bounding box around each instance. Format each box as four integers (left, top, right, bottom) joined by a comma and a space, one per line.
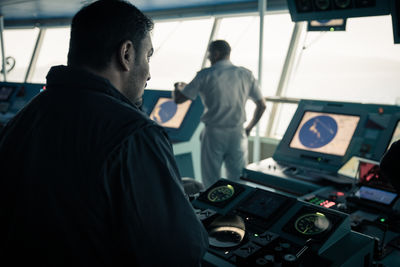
355, 186, 398, 205
387, 120, 400, 150
0, 86, 14, 101
309, 19, 344, 27
357, 160, 396, 192
289, 111, 360, 156
236, 189, 290, 221
358, 161, 382, 183
308, 19, 346, 31
149, 97, 192, 129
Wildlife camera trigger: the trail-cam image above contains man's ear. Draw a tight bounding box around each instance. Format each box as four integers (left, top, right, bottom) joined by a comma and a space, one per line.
118, 40, 134, 71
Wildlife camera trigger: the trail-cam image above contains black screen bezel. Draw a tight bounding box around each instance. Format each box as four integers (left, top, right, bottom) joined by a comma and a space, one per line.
273, 100, 367, 173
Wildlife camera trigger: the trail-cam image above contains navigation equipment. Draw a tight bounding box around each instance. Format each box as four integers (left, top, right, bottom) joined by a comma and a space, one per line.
197, 179, 246, 209
282, 205, 344, 242
289, 111, 360, 157
141, 89, 203, 143
357, 159, 397, 193
149, 97, 192, 129
307, 19, 346, 31
274, 100, 366, 174
355, 186, 398, 206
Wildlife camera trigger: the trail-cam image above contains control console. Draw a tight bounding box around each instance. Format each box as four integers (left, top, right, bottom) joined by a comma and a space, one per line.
193, 179, 374, 266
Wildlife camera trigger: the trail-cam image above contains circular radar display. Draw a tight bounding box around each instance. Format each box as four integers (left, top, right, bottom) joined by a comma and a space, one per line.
299, 115, 338, 148
207, 185, 235, 202
294, 212, 331, 235
151, 100, 177, 124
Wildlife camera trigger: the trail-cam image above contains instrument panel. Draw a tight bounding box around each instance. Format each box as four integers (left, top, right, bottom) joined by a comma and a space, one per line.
193, 179, 371, 267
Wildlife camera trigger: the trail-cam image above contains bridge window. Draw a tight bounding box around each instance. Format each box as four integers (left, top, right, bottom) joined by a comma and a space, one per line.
286, 15, 400, 106
269, 15, 400, 139
31, 27, 70, 83
148, 18, 214, 90
1, 28, 39, 82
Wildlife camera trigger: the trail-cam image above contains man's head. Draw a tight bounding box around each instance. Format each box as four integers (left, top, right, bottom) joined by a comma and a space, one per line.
67, 0, 154, 107
207, 40, 231, 65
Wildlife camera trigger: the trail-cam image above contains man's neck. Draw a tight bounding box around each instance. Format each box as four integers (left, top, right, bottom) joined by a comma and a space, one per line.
211, 57, 230, 66
78, 65, 122, 93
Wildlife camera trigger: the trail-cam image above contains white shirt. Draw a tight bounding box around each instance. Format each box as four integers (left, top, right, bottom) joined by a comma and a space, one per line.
181, 60, 263, 128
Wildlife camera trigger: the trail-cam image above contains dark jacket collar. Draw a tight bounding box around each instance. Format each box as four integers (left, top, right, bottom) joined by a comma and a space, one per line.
46, 65, 135, 108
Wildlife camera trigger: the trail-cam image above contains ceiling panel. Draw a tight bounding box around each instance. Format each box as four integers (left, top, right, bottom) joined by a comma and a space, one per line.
0, 0, 287, 27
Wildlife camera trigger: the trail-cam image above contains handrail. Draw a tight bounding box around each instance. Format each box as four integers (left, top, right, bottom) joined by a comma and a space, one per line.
264, 96, 300, 104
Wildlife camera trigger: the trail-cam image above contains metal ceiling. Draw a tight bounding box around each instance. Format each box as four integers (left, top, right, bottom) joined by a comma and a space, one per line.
0, 0, 288, 28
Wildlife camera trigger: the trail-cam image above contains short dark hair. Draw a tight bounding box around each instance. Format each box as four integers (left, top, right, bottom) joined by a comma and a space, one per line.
209, 40, 231, 58
67, 0, 154, 70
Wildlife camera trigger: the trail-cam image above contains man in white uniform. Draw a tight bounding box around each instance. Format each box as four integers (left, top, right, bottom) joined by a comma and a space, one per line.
174, 40, 266, 188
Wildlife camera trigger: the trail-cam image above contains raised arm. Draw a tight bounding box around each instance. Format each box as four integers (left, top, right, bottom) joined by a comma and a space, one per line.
173, 82, 189, 104
245, 98, 266, 136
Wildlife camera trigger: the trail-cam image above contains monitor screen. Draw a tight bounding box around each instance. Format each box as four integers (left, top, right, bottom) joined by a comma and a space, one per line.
149, 97, 192, 129
289, 111, 360, 156
308, 19, 346, 31
236, 189, 290, 221
355, 186, 398, 206
387, 120, 400, 150
357, 159, 396, 192
358, 161, 380, 184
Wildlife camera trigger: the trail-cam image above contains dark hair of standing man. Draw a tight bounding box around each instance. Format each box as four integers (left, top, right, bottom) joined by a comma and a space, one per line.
209, 40, 231, 58
67, 0, 154, 71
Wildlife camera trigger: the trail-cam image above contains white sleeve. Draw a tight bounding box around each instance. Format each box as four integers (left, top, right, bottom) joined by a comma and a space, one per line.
248, 73, 263, 101
181, 71, 205, 100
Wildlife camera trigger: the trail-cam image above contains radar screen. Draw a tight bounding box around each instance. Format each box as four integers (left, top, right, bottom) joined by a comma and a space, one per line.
235, 189, 295, 229
197, 180, 245, 208
283, 206, 343, 241
289, 111, 360, 156
149, 97, 191, 129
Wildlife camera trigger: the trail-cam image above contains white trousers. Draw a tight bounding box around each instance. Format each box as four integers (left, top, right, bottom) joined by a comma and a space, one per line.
200, 126, 248, 189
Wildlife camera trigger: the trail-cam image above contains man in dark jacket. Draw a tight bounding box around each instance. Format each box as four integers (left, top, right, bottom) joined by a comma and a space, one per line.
381, 140, 400, 193
0, 1, 208, 266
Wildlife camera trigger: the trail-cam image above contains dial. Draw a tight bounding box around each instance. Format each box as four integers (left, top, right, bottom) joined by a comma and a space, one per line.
296, 0, 313, 12
335, 0, 351, 9
294, 212, 331, 235
207, 184, 235, 202
314, 0, 330, 10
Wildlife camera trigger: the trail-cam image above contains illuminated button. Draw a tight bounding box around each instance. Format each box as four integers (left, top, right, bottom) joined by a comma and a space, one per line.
324, 201, 336, 208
